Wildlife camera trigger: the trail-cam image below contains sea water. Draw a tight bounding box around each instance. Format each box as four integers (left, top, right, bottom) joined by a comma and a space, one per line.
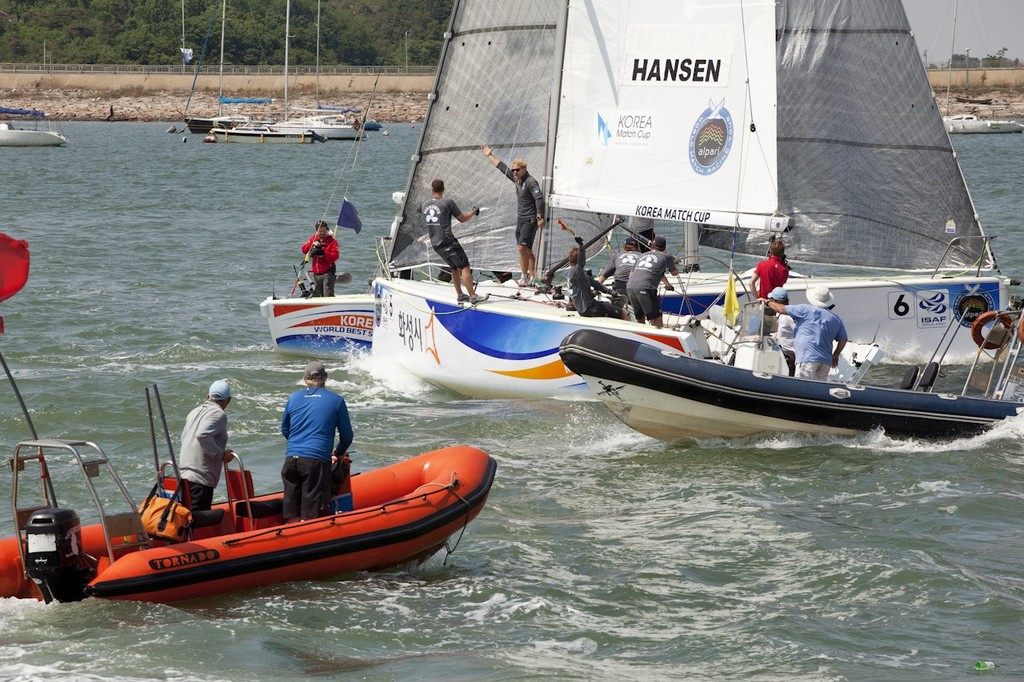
0, 122, 1021, 680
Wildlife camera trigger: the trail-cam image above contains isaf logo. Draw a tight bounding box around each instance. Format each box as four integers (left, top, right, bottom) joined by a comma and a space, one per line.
689, 99, 733, 176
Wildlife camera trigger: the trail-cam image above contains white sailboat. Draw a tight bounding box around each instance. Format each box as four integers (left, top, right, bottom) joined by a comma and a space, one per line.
0, 108, 67, 147
273, 0, 366, 141
366, 0, 1014, 400
211, 0, 322, 144
184, 0, 272, 134
940, 0, 1023, 134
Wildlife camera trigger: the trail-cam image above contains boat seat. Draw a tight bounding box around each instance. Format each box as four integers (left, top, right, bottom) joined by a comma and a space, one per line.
235, 499, 283, 520
918, 362, 939, 392
191, 508, 225, 528
900, 366, 919, 390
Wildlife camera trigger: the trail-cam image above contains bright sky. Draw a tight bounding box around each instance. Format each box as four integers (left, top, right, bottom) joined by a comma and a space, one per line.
903, 0, 1024, 62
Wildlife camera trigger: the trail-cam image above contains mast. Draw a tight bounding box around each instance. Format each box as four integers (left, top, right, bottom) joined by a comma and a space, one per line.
181, 0, 186, 74
316, 0, 322, 105
217, 0, 227, 116
944, 0, 958, 111
539, 1, 570, 274
284, 0, 291, 121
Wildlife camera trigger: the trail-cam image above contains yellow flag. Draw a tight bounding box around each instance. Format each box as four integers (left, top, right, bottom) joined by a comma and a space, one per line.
724, 273, 740, 325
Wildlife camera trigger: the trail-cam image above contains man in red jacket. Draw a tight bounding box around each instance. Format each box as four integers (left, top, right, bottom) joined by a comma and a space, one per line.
301, 220, 340, 297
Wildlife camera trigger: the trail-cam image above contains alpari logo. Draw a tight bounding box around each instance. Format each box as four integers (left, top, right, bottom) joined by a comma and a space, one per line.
953, 290, 994, 327
688, 100, 733, 175
917, 291, 948, 316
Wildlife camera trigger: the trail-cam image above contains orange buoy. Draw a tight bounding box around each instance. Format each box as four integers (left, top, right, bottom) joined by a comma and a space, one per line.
970, 311, 1014, 350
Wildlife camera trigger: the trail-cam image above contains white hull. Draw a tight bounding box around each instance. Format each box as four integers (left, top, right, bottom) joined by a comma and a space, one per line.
275, 117, 366, 141
209, 126, 320, 144
0, 129, 67, 147
679, 270, 1008, 362
582, 377, 859, 440
260, 295, 374, 355
944, 115, 1023, 134
370, 271, 1007, 400
371, 277, 706, 399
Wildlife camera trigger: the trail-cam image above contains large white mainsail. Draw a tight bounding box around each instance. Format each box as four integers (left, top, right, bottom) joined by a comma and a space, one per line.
551, 0, 995, 273
551, 1, 780, 232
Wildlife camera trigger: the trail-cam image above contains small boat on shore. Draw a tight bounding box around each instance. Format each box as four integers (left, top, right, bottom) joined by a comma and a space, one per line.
0, 440, 496, 603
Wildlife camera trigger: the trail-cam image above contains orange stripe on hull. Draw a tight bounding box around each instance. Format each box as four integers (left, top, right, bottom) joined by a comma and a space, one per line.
273, 304, 320, 317
487, 359, 575, 381
293, 316, 341, 327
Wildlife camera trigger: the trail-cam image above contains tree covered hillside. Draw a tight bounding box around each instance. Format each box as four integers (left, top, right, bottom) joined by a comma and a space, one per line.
0, 0, 452, 67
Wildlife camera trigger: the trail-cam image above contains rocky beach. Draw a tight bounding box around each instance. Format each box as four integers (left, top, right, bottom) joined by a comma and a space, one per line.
3, 85, 1022, 123
0, 88, 430, 123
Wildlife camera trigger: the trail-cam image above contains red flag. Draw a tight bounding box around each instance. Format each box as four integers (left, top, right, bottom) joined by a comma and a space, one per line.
0, 233, 30, 333
0, 233, 29, 302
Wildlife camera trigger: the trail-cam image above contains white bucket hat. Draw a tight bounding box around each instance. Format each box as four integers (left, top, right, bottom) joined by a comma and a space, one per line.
806, 286, 835, 309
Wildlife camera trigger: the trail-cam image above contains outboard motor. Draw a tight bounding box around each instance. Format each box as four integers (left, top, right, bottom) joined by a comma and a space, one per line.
24, 508, 93, 603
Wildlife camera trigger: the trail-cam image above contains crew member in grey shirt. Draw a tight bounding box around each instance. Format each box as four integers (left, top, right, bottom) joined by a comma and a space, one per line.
625, 236, 678, 328
481, 144, 546, 283
179, 379, 235, 511
598, 237, 640, 293
420, 178, 486, 304
568, 236, 624, 319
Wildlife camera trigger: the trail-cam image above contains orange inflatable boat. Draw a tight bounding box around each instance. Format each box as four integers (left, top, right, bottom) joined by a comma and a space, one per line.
0, 439, 496, 603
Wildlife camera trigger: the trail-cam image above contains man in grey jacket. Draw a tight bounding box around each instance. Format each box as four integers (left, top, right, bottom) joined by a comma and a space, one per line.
481, 144, 546, 283
179, 379, 235, 511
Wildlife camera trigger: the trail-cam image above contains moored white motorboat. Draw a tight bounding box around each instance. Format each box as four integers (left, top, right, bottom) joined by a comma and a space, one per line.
943, 114, 1023, 134
275, 112, 366, 140
208, 124, 325, 144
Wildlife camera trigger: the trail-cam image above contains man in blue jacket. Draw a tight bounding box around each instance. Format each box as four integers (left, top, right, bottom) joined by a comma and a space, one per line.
281, 361, 353, 522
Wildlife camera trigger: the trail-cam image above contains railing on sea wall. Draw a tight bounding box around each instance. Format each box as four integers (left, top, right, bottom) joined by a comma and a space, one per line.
0, 63, 436, 76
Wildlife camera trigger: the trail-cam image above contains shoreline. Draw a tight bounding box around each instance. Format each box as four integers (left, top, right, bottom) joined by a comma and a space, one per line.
2, 86, 1023, 123
0, 88, 430, 123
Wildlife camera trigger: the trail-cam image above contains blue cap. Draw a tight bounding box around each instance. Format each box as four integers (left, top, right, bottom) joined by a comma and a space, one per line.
208, 379, 231, 401
768, 287, 789, 301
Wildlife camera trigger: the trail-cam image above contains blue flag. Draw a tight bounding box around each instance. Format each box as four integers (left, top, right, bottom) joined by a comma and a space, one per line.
336, 199, 362, 234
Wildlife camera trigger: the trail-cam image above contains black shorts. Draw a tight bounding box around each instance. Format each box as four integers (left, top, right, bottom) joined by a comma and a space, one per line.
626, 288, 662, 321
434, 241, 470, 270
581, 300, 623, 319
515, 217, 539, 249
281, 456, 332, 521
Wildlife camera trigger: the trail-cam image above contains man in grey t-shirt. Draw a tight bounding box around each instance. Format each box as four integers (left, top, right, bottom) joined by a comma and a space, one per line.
179, 379, 235, 511
420, 178, 486, 304
481, 144, 546, 283
625, 236, 678, 327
